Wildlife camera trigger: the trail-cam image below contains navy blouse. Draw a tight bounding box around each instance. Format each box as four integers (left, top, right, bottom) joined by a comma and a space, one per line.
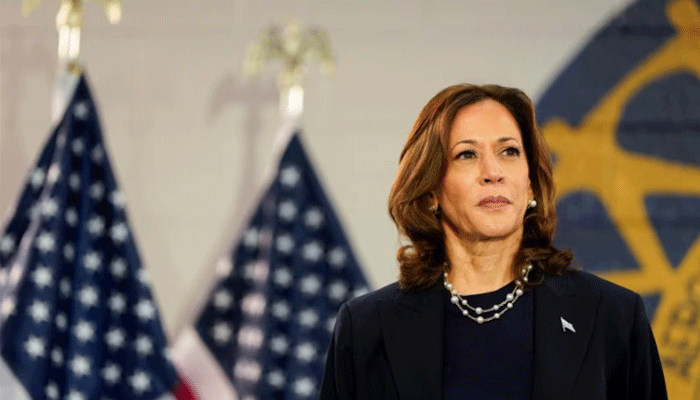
442, 281, 534, 400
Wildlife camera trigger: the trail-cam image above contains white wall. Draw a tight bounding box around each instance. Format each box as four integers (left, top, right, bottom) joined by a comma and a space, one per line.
0, 0, 633, 336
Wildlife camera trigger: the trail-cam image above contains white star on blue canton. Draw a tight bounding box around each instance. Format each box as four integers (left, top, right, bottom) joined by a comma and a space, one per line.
83, 251, 102, 271
64, 243, 75, 261
267, 370, 286, 388
135, 335, 154, 356
46, 381, 59, 399
213, 289, 233, 310
69, 173, 80, 191
0, 234, 15, 255
65, 207, 78, 226
243, 227, 259, 248
28, 300, 51, 323
135, 299, 156, 321
211, 321, 233, 345
108, 293, 127, 314
70, 355, 91, 377
273, 267, 293, 287
36, 231, 56, 253
328, 281, 349, 301
298, 309, 319, 327
302, 241, 324, 262
110, 258, 128, 279
278, 200, 298, 221
72, 138, 84, 154
271, 300, 291, 320
73, 101, 89, 119
55, 313, 68, 331
30, 168, 45, 189
87, 216, 105, 235
304, 207, 325, 229
66, 389, 86, 400
110, 190, 124, 207
110, 222, 129, 243
237, 325, 264, 349
275, 234, 295, 254
59, 278, 71, 297
102, 362, 121, 385
234, 360, 262, 382
129, 371, 152, 395
74, 320, 96, 342
78, 285, 99, 307
279, 165, 301, 187
295, 342, 317, 362
270, 335, 289, 355
41, 198, 59, 217
293, 377, 316, 397
137, 269, 150, 284
51, 347, 63, 366
90, 182, 105, 200
24, 335, 46, 358
91, 145, 104, 163
299, 274, 322, 295
105, 327, 126, 350
328, 246, 348, 268
32, 266, 53, 289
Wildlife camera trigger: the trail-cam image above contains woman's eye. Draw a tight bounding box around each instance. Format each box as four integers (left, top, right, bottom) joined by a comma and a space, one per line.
456, 150, 476, 160
503, 147, 521, 157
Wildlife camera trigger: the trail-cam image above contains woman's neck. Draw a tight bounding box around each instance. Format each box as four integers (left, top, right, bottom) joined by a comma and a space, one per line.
443, 229, 522, 295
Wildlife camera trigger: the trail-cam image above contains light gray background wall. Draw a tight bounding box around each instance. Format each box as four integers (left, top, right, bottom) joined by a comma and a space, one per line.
0, 0, 632, 337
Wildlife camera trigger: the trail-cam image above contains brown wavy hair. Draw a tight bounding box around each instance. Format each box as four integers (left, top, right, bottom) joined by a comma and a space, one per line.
388, 84, 573, 291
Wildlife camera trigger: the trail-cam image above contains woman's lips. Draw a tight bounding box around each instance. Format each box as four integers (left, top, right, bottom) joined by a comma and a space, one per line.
477, 196, 511, 209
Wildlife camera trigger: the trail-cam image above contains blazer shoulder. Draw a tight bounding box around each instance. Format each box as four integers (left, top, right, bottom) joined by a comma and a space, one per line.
565, 270, 638, 301
345, 282, 402, 314
559, 269, 643, 324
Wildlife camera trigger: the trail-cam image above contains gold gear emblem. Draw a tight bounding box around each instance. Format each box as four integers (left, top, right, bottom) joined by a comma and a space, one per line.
541, 0, 700, 397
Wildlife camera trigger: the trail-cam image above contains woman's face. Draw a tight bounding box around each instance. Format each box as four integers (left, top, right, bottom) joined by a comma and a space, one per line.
436, 98, 533, 241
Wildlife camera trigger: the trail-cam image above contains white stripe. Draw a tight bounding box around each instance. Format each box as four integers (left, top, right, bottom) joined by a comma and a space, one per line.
0, 358, 31, 400
170, 327, 238, 400
51, 70, 80, 124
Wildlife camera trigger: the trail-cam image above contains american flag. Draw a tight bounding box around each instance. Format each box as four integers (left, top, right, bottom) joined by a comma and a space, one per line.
0, 74, 196, 400
173, 130, 370, 400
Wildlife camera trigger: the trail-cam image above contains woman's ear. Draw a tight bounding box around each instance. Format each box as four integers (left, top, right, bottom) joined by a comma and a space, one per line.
428, 192, 439, 209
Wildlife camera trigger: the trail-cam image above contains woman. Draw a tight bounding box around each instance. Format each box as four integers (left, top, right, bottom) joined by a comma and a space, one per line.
319, 84, 667, 399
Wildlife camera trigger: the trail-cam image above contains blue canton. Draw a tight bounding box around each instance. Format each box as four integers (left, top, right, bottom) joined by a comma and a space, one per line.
0, 75, 180, 400
194, 132, 370, 400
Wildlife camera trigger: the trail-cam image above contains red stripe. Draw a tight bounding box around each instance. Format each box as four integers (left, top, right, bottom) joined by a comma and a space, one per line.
171, 376, 200, 400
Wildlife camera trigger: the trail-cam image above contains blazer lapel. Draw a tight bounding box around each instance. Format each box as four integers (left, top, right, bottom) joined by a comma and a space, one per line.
378, 282, 445, 400
532, 272, 600, 400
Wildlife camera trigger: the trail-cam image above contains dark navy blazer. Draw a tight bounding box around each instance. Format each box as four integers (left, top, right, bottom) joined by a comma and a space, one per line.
319, 270, 667, 400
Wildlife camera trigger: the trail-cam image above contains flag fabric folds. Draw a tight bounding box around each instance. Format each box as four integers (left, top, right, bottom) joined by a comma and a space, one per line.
174, 130, 370, 400
0, 74, 194, 400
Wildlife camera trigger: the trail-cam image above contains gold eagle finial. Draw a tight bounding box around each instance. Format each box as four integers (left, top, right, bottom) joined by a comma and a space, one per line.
243, 19, 335, 117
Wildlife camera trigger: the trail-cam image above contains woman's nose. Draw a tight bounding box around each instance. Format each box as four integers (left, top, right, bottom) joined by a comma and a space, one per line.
480, 154, 504, 184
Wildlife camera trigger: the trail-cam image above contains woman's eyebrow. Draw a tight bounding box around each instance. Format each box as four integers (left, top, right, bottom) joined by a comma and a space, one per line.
451, 137, 520, 150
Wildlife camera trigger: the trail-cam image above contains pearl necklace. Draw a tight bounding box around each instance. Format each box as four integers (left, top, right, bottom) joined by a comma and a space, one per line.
443, 263, 533, 324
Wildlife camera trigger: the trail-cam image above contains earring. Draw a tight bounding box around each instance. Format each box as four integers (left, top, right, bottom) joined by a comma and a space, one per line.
429, 204, 440, 218
528, 199, 537, 209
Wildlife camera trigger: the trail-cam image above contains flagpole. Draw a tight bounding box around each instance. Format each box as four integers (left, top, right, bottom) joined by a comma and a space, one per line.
21, 0, 122, 122
242, 19, 336, 142
172, 20, 336, 333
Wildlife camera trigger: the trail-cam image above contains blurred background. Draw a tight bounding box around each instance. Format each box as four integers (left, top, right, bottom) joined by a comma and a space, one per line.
3, 0, 700, 399
1, 0, 631, 336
